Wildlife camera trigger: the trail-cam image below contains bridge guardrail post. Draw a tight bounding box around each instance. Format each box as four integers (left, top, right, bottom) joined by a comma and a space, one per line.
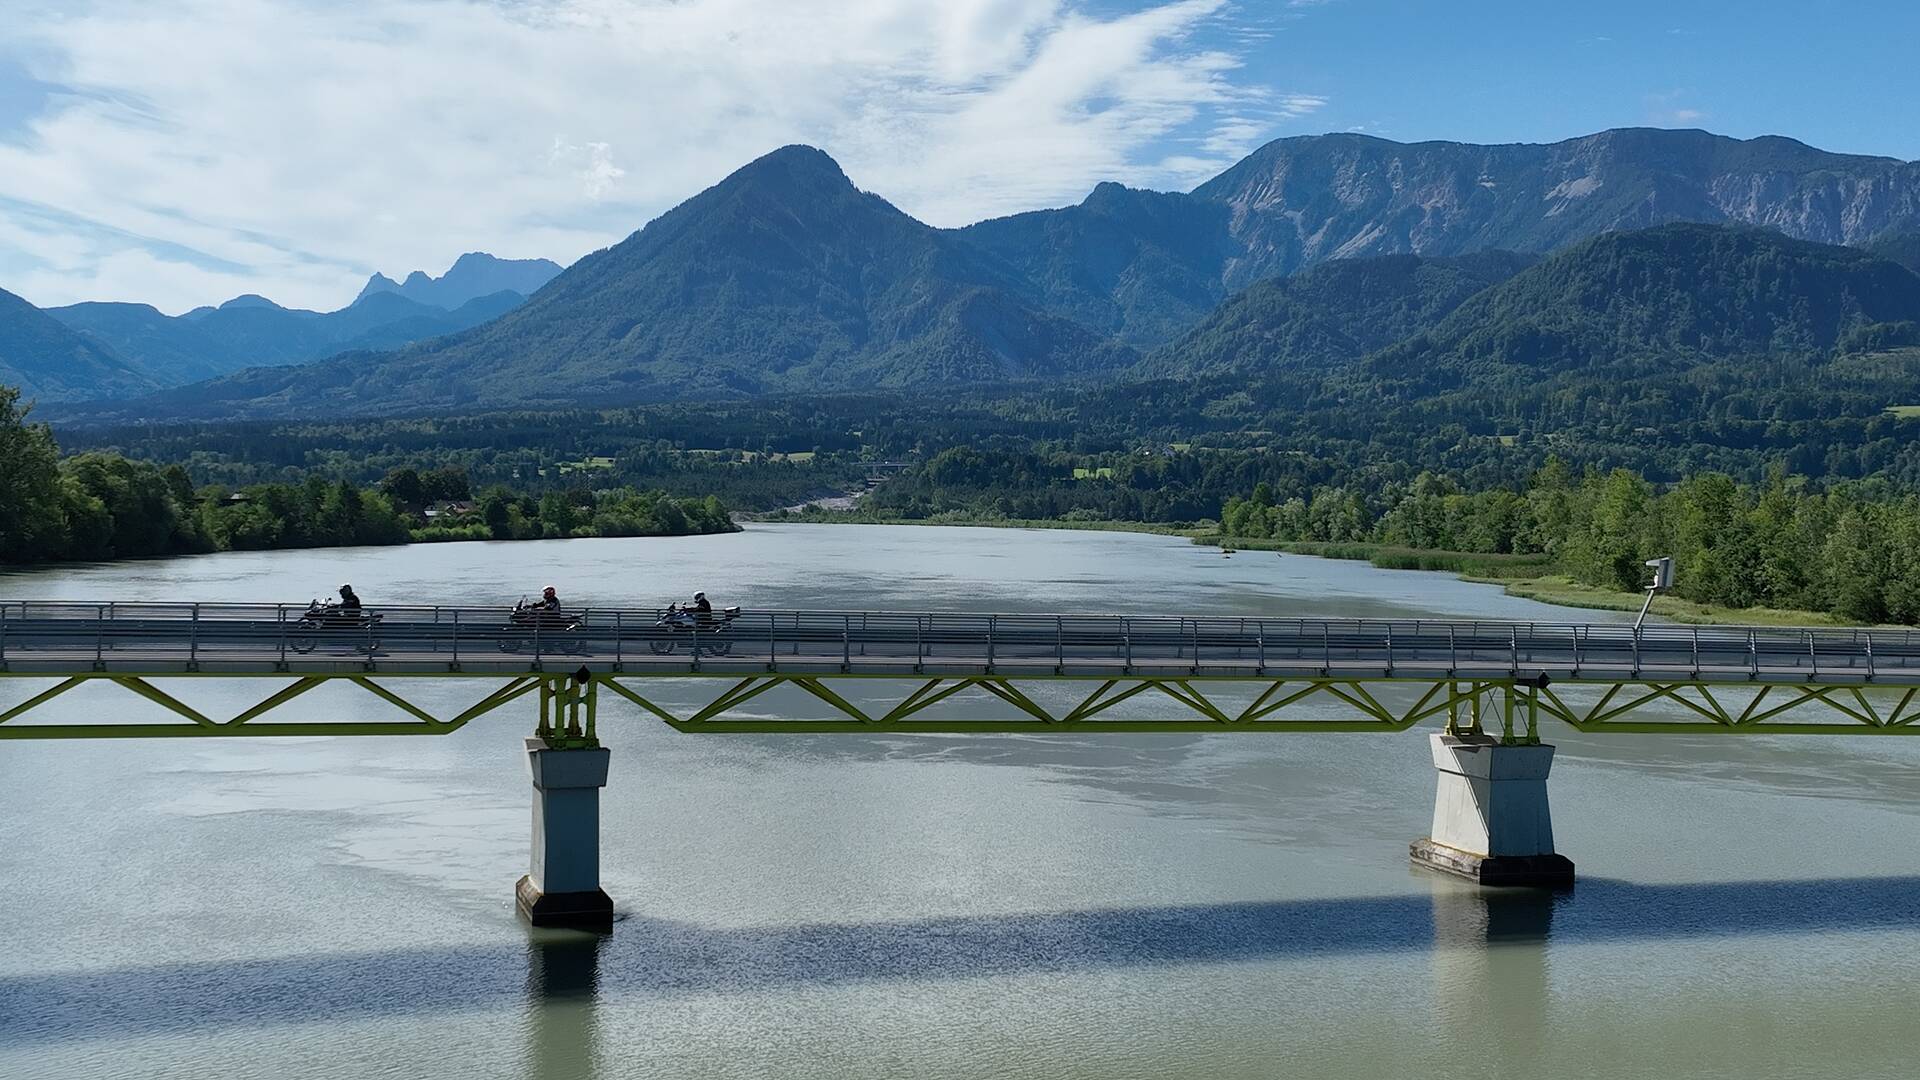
1056, 616, 1064, 673
1748, 630, 1758, 678
278, 604, 288, 667
0, 601, 9, 668
1807, 631, 1818, 679
1691, 627, 1700, 676
451, 609, 461, 668
1631, 624, 1641, 675
986, 615, 995, 673
95, 604, 105, 667
1257, 620, 1266, 675
1867, 632, 1876, 681
188, 603, 199, 669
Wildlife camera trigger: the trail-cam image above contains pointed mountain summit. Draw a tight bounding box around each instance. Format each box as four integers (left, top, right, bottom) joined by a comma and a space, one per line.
355, 252, 564, 309
150, 145, 1129, 416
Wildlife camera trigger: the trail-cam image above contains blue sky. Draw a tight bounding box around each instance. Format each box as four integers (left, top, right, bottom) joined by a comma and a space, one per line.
1208, 1, 1915, 159
0, 0, 1912, 313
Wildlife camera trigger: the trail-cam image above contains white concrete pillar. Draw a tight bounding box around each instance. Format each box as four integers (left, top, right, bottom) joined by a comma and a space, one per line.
1410, 732, 1574, 887
516, 738, 614, 929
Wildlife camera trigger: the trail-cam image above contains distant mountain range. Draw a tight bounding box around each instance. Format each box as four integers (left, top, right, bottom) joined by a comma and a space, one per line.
7, 253, 548, 401
20, 127, 1920, 418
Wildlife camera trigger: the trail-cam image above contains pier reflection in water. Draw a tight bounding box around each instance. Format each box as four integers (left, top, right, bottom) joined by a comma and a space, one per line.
1428, 877, 1558, 1067
523, 930, 605, 1080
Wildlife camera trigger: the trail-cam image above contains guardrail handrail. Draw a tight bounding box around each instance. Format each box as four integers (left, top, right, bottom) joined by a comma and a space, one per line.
0, 600, 1910, 683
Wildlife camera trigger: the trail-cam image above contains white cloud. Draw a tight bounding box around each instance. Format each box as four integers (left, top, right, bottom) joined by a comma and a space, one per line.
0, 0, 1307, 313
1644, 89, 1709, 128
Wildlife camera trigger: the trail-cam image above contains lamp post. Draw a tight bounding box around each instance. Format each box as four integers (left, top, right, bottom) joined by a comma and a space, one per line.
1635, 556, 1674, 630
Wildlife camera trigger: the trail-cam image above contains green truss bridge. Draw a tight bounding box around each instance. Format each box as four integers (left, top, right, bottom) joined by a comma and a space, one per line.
5, 600, 1918, 924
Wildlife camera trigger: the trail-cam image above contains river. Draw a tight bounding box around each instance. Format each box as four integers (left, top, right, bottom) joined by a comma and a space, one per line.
3, 523, 1918, 1079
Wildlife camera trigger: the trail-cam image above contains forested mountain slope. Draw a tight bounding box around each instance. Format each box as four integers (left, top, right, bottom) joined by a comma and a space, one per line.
1140, 250, 1537, 377
0, 287, 155, 402
1361, 223, 1920, 397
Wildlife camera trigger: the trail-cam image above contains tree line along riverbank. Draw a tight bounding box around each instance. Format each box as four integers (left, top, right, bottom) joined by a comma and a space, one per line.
0, 388, 737, 566
1206, 461, 1920, 626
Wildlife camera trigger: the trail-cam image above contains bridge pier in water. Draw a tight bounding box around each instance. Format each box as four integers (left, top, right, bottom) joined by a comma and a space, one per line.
517, 738, 613, 930
516, 674, 613, 931
1411, 732, 1574, 888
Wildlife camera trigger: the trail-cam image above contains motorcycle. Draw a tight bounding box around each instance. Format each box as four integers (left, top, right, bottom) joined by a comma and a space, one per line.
498, 598, 588, 654
289, 600, 382, 654
650, 602, 740, 656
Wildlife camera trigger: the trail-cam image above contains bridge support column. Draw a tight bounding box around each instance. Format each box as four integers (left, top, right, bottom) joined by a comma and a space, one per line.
516, 738, 614, 930
1410, 733, 1574, 888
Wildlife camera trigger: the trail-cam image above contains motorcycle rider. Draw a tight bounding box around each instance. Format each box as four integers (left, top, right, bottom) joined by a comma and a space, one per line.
337, 584, 362, 614
535, 586, 562, 613
691, 591, 713, 617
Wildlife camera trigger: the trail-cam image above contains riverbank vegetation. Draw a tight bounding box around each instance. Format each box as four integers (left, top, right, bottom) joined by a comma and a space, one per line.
0, 388, 736, 565
1213, 462, 1920, 625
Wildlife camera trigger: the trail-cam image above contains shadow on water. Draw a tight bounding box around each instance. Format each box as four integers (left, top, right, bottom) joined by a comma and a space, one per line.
5, 874, 1919, 1045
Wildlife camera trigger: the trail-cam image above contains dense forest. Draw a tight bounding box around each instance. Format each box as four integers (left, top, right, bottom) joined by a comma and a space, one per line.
0, 388, 736, 566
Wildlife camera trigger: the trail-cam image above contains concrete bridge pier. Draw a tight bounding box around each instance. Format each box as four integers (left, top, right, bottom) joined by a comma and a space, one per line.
516, 737, 614, 930
1410, 732, 1575, 888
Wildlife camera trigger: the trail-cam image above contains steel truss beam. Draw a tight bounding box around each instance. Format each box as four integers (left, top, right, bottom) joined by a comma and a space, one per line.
597, 675, 1498, 734
0, 673, 547, 739
4, 671, 1920, 740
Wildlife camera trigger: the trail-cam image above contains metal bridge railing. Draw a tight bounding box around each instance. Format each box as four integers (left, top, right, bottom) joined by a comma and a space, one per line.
0, 600, 1917, 683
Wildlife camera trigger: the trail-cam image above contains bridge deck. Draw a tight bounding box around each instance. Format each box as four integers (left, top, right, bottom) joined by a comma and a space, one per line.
0, 601, 1912, 685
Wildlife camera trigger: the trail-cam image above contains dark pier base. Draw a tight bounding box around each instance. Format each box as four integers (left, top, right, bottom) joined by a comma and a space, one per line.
1411, 838, 1575, 889
516, 874, 614, 931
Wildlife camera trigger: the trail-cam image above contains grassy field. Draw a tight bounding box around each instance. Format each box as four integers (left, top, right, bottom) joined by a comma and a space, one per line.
1497, 576, 1849, 626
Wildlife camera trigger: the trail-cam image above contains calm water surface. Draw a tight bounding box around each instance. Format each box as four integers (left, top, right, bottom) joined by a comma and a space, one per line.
3, 524, 1918, 1079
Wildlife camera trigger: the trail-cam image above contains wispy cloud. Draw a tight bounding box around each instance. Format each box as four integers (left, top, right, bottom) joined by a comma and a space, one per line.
1644, 88, 1710, 127
0, 0, 1296, 312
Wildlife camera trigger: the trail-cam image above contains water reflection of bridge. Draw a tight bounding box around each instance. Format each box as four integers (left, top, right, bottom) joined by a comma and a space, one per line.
8, 601, 1920, 926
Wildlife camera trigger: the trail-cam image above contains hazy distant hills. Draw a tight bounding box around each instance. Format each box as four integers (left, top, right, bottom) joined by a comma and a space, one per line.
23, 254, 544, 400
29, 127, 1920, 418
0, 287, 155, 402
355, 252, 562, 309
